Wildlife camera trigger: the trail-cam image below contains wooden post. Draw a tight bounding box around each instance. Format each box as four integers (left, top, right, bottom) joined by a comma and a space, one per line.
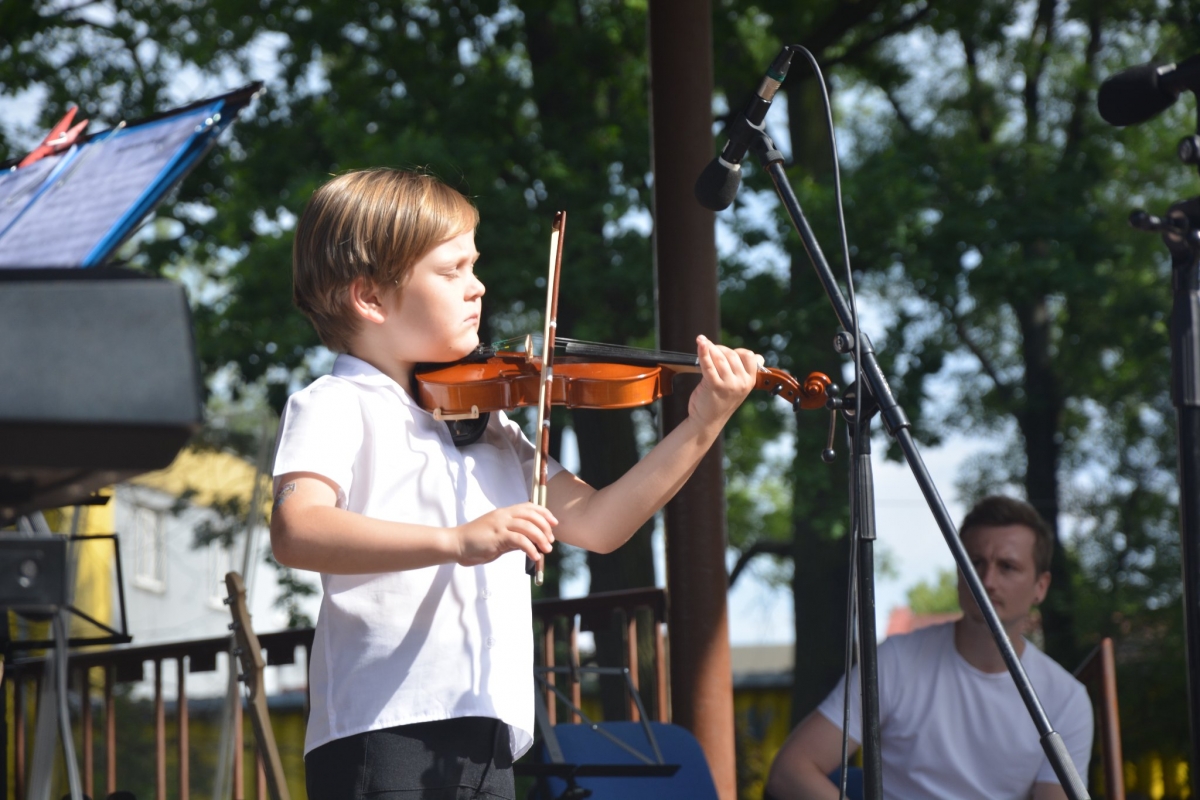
80, 667, 93, 798
543, 621, 557, 725
105, 665, 116, 796
569, 624, 582, 724
15, 677, 25, 800
256, 745, 267, 800
655, 622, 669, 723
234, 673, 245, 800
179, 658, 189, 800
648, 0, 736, 796
155, 659, 166, 800
626, 613, 640, 722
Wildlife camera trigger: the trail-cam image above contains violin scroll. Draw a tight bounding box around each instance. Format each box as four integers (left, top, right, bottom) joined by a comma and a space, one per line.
755, 368, 833, 411
801, 372, 834, 410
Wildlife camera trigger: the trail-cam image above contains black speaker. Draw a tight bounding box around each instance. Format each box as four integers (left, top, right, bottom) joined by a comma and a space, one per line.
0, 536, 67, 609
0, 270, 203, 519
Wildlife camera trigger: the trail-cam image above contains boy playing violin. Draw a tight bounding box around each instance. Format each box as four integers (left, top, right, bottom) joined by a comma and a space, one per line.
271, 168, 762, 800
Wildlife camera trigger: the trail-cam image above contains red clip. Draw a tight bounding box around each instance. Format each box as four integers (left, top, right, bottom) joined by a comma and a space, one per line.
17, 106, 90, 168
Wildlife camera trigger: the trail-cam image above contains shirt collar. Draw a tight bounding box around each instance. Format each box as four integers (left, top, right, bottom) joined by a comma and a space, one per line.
331, 354, 418, 406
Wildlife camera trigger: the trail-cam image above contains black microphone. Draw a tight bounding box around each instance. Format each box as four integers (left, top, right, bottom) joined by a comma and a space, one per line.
1098, 53, 1200, 126
695, 47, 795, 211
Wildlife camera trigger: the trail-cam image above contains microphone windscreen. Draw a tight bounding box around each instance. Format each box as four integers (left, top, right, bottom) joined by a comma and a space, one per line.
694, 159, 742, 211
1098, 63, 1178, 126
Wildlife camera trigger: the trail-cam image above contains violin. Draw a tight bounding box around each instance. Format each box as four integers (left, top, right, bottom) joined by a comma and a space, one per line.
415, 335, 832, 437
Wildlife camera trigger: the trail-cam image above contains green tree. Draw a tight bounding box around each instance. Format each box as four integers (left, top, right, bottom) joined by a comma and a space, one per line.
711, 0, 940, 729
814, 0, 1196, 763
907, 568, 960, 615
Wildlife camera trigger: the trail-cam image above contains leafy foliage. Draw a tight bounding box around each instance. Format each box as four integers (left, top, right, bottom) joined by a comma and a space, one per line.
906, 567, 961, 615
824, 0, 1198, 759
5, 0, 1199, 766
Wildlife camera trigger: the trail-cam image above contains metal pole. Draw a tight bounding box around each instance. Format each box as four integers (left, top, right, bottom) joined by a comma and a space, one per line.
1129, 195, 1200, 796
849, 413, 883, 800
1159, 198, 1200, 797
647, 1, 737, 797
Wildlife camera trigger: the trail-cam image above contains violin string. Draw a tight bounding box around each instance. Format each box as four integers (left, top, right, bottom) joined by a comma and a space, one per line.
556, 338, 698, 365
491, 335, 699, 365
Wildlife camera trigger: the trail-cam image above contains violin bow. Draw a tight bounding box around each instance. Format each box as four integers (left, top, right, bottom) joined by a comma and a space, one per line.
528, 210, 566, 586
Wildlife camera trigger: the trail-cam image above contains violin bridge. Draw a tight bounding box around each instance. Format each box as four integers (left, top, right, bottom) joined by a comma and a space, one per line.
433, 405, 481, 421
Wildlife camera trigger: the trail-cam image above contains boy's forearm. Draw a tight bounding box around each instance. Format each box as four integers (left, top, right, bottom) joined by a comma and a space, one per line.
552, 413, 723, 553
271, 504, 459, 574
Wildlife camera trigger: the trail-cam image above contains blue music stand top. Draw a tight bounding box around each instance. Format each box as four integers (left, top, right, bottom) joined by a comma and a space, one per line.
0, 83, 261, 270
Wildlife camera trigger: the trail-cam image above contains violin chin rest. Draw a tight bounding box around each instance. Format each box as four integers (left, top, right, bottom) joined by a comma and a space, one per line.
446, 413, 491, 447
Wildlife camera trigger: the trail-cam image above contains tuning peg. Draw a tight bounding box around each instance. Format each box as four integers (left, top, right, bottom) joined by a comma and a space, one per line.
222, 596, 233, 605
822, 383, 840, 463
231, 647, 243, 657
228, 622, 239, 631
237, 673, 246, 683
822, 409, 838, 464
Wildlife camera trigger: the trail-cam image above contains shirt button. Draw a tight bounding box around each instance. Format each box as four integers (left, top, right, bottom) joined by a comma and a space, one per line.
485, 636, 496, 649
480, 588, 492, 599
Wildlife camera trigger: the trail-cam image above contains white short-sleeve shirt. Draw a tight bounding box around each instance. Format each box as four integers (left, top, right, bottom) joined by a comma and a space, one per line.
273, 354, 563, 758
816, 622, 1093, 799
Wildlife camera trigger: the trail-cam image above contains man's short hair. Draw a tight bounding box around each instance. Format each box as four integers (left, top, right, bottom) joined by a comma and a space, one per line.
960, 496, 1054, 574
292, 168, 479, 352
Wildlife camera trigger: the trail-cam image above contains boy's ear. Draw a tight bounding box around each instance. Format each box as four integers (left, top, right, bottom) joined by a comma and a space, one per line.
348, 277, 388, 324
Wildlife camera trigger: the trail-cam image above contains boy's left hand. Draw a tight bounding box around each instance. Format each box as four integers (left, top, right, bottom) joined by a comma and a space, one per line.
687, 334, 761, 429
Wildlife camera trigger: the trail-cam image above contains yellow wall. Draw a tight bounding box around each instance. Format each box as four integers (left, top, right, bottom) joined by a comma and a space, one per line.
130, 448, 271, 516
735, 687, 793, 800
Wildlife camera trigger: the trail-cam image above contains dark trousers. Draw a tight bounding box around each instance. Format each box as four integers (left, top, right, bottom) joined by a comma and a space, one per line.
305, 716, 515, 800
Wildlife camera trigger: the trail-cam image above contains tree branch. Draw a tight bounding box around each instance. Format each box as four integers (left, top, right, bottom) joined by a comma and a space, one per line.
1064, 4, 1103, 155
728, 540, 791, 588
881, 84, 917, 135
1023, 0, 1058, 140
804, 0, 888, 58
961, 33, 993, 143
950, 310, 1015, 403
825, 4, 936, 68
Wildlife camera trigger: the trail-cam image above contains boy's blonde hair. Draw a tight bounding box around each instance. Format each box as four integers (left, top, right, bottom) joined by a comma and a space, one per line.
292, 168, 479, 352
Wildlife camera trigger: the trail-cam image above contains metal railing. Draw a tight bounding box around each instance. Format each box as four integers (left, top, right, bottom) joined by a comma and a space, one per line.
2, 587, 671, 798
532, 587, 669, 725
2, 627, 313, 800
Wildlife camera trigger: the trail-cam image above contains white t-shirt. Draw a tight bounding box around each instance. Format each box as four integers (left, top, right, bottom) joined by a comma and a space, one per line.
273, 354, 563, 758
817, 622, 1093, 799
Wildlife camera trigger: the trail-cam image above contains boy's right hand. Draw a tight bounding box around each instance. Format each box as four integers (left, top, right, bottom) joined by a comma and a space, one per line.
455, 503, 557, 566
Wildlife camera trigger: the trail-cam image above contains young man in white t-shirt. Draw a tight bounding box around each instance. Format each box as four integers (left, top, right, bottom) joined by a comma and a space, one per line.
765, 496, 1093, 800
271, 168, 764, 799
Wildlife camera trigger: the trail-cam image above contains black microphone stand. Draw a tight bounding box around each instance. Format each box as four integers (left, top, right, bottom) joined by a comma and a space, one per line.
1128, 134, 1200, 796
744, 130, 1091, 800
834, 378, 884, 800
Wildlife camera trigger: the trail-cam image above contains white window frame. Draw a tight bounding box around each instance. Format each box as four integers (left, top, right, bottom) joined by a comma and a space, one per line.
130, 504, 167, 593
206, 541, 236, 609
